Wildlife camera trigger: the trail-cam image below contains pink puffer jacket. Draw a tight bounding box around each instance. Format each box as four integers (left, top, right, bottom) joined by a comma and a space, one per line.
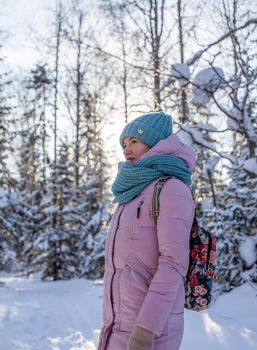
100, 134, 196, 350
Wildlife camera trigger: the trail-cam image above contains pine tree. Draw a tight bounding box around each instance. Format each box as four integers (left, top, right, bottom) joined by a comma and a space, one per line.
0, 187, 24, 272
0, 55, 13, 187
0, 55, 20, 272
38, 143, 80, 280
15, 64, 51, 274
77, 96, 112, 279
78, 170, 111, 279
211, 161, 257, 292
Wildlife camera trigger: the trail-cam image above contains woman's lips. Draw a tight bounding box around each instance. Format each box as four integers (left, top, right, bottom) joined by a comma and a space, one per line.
125, 157, 135, 161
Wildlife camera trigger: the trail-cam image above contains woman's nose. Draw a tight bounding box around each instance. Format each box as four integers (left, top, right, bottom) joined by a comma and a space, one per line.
123, 145, 131, 154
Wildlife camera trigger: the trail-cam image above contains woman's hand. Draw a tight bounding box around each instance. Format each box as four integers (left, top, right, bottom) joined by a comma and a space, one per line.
127, 325, 155, 350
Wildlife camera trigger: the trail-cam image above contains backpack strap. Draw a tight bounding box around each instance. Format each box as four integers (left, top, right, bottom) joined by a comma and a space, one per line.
151, 176, 173, 225
151, 175, 196, 225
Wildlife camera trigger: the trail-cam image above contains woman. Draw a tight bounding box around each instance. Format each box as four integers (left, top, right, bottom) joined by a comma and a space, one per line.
98, 112, 196, 350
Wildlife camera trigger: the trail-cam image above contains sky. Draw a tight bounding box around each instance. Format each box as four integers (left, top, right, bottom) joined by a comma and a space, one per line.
1, 0, 55, 69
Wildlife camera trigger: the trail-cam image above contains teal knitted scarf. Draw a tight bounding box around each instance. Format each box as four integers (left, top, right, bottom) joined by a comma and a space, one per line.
111, 154, 192, 204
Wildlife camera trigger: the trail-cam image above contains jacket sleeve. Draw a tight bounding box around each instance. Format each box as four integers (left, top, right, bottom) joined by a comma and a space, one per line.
135, 179, 195, 336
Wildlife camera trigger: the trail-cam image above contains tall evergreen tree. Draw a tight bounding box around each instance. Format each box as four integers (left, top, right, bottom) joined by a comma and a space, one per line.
78, 151, 111, 279
36, 143, 80, 280
15, 64, 51, 274
0, 187, 21, 272
74, 93, 112, 279
0, 55, 13, 187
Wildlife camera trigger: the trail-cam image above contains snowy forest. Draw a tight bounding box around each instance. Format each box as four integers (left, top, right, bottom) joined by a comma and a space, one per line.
0, 0, 257, 297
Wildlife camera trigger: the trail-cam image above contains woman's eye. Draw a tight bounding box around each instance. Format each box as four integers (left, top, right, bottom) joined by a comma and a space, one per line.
123, 139, 136, 148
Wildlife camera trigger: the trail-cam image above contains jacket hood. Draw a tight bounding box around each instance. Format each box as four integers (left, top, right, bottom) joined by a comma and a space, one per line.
138, 134, 196, 171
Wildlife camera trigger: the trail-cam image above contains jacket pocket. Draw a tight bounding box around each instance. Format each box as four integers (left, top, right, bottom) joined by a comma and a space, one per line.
125, 253, 154, 285
118, 253, 162, 333
132, 200, 155, 239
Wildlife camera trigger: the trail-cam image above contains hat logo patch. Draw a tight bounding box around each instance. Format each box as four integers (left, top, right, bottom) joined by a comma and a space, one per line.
137, 128, 144, 134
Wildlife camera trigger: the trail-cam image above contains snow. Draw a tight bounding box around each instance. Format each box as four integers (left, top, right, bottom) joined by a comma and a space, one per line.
230, 106, 242, 120
176, 130, 194, 146
192, 67, 225, 106
196, 122, 217, 132
201, 197, 213, 211
239, 238, 257, 268
86, 233, 94, 249
202, 155, 220, 177
243, 110, 257, 143
0, 273, 102, 350
227, 104, 242, 131
170, 63, 190, 87
86, 178, 99, 187
1, 274, 257, 350
227, 116, 240, 131
181, 125, 217, 151
186, 50, 204, 66
0, 187, 8, 208
243, 158, 257, 175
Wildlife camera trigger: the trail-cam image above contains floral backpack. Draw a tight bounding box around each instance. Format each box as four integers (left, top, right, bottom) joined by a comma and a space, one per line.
151, 176, 217, 311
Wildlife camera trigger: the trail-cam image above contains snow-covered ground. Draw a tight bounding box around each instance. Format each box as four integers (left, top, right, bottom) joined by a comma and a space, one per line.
0, 274, 257, 350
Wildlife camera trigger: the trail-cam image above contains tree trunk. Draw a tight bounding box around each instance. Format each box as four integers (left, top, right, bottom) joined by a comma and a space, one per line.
75, 12, 83, 188
177, 0, 188, 123
152, 0, 162, 110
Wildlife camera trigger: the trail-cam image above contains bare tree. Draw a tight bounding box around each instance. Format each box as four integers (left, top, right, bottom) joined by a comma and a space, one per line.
124, 0, 168, 110
100, 1, 131, 122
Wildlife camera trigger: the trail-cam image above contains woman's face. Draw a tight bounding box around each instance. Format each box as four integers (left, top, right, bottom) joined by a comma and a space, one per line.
123, 136, 150, 163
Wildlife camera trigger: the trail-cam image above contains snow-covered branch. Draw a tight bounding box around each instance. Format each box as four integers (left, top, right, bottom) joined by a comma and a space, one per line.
180, 125, 235, 163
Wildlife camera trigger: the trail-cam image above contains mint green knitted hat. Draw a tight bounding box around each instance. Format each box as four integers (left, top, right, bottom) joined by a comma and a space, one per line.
120, 111, 173, 148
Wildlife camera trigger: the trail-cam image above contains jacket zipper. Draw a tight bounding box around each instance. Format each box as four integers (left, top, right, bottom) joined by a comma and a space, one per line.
105, 204, 125, 349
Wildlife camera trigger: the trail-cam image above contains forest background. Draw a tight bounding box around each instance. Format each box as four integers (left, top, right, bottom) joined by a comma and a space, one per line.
0, 0, 256, 296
